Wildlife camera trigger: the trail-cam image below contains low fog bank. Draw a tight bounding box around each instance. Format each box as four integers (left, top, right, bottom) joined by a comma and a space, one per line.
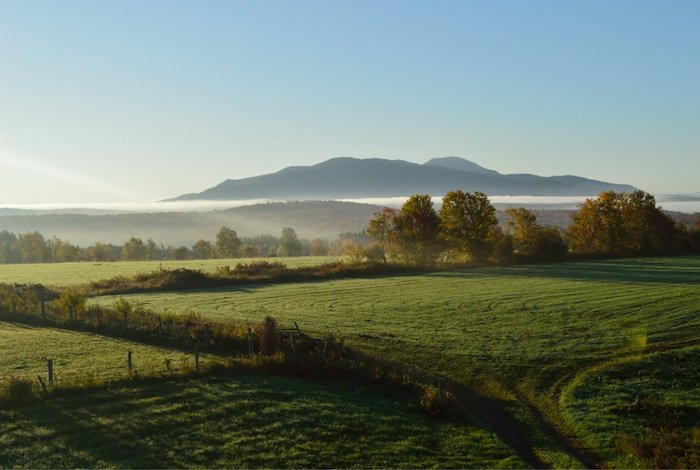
2, 194, 697, 215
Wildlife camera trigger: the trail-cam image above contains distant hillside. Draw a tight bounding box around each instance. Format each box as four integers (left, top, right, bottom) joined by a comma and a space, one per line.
0, 201, 383, 246
168, 157, 637, 201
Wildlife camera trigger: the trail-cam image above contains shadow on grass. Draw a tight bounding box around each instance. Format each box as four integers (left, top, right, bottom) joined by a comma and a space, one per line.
0, 374, 543, 468
432, 256, 700, 286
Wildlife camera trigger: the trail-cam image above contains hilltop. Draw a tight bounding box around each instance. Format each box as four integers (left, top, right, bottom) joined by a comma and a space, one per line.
168, 156, 637, 201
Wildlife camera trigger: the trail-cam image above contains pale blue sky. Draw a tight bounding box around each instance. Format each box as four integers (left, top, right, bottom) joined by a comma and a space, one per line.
1, 0, 698, 203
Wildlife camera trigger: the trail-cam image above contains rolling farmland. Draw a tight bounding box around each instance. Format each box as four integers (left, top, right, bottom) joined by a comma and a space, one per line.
89, 255, 700, 466
1, 255, 698, 467
93, 256, 699, 382
0, 256, 343, 286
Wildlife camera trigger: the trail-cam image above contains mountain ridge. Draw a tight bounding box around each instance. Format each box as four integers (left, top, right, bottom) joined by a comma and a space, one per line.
168, 157, 637, 201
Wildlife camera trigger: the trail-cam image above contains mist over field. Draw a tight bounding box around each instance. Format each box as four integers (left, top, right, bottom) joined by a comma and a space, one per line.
2, 194, 699, 214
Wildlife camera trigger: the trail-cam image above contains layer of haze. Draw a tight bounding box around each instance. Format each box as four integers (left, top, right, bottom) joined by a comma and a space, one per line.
1, 0, 699, 204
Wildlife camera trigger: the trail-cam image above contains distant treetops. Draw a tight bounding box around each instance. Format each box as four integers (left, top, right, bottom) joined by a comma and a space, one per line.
365, 190, 699, 266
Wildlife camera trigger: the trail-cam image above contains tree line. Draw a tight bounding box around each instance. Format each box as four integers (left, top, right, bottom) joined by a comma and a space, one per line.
0, 226, 355, 264
2, 190, 697, 265
361, 190, 700, 265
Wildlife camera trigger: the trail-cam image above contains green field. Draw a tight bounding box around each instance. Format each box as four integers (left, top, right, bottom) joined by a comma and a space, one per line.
90, 255, 700, 466
0, 256, 343, 286
0, 374, 524, 468
561, 346, 700, 468
93, 256, 699, 384
0, 322, 200, 384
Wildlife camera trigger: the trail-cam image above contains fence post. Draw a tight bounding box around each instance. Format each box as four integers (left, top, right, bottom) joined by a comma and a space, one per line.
127, 350, 132, 373
194, 344, 200, 371
247, 324, 253, 358
47, 359, 54, 385
37, 375, 48, 394
40, 299, 46, 321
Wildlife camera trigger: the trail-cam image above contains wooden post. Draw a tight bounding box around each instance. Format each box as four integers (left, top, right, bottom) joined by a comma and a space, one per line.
158, 316, 163, 338
40, 299, 46, 321
247, 324, 253, 358
194, 344, 200, 371
47, 359, 54, 384
37, 375, 48, 394
127, 350, 133, 372
96, 307, 101, 329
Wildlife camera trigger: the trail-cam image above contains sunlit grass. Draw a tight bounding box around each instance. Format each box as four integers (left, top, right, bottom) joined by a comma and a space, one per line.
0, 321, 198, 384
0, 256, 344, 286
93, 256, 700, 388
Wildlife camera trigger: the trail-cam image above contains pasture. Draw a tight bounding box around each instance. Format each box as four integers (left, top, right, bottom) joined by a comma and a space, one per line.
0, 256, 343, 286
90, 255, 700, 466
0, 322, 199, 384
0, 374, 523, 468
93, 256, 700, 386
561, 346, 700, 468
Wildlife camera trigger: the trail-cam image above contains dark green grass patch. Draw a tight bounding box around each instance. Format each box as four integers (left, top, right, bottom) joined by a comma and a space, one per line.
561, 346, 700, 468
0, 374, 524, 469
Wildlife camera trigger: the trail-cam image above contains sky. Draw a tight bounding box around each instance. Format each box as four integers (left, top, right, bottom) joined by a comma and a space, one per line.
1, 0, 699, 204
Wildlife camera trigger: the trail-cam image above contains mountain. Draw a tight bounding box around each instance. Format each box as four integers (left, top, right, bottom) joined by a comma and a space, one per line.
168, 157, 637, 201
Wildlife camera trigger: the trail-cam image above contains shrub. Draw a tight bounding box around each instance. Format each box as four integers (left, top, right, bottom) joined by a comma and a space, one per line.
258, 316, 280, 356
56, 288, 86, 321
233, 261, 287, 277
419, 384, 456, 416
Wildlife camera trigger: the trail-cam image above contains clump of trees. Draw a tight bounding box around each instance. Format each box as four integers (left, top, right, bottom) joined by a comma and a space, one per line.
567, 191, 688, 255
363, 190, 699, 266
366, 192, 508, 266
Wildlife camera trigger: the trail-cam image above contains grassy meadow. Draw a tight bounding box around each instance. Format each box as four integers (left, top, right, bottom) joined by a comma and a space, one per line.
89, 255, 700, 466
0, 256, 343, 287
1, 254, 698, 467
0, 322, 200, 384
93, 256, 699, 386
561, 346, 700, 468
0, 374, 524, 469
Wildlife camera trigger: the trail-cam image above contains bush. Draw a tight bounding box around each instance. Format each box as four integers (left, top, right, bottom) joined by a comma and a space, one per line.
233, 261, 287, 277
419, 384, 456, 416
258, 316, 281, 356
56, 288, 86, 321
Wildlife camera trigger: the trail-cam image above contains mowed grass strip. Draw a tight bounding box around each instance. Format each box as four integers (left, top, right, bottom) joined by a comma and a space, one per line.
0, 374, 525, 469
0, 256, 343, 286
0, 322, 198, 383
93, 256, 700, 390
561, 346, 700, 468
